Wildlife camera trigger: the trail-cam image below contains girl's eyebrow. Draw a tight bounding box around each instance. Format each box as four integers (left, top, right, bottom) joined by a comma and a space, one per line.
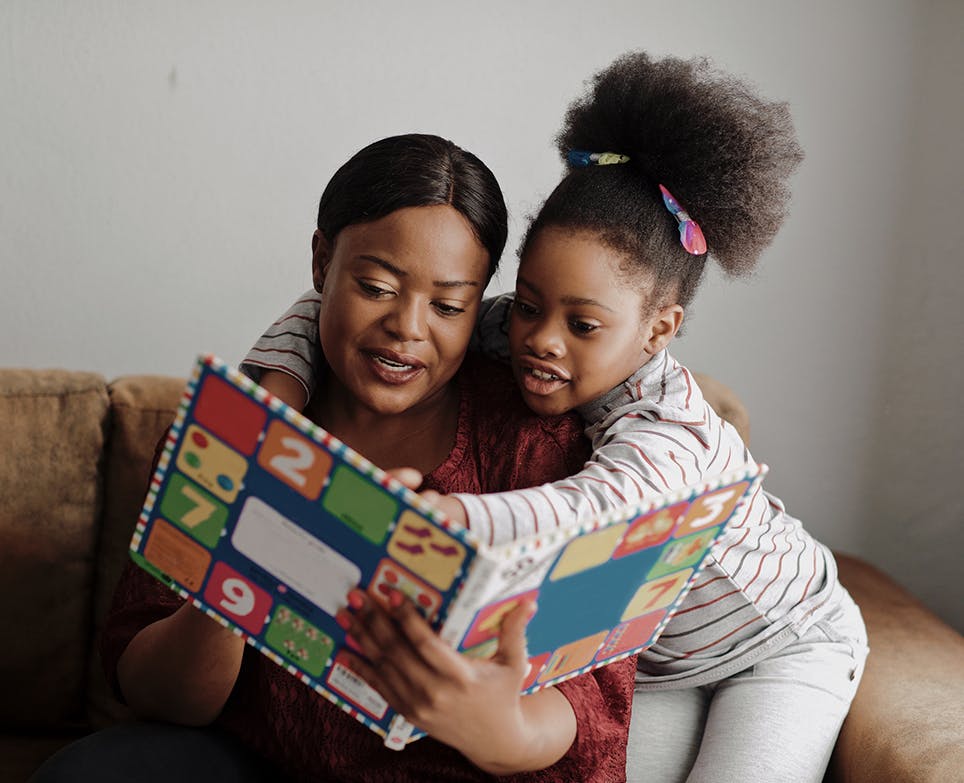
357, 255, 480, 289
517, 274, 615, 312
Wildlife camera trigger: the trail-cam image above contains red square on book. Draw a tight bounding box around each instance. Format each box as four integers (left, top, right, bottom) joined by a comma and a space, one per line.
194, 375, 267, 455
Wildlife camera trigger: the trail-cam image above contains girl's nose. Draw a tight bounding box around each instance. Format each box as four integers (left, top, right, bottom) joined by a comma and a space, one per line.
525, 322, 565, 358
384, 297, 427, 341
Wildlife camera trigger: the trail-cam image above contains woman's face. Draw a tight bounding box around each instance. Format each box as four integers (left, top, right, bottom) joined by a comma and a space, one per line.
314, 204, 490, 418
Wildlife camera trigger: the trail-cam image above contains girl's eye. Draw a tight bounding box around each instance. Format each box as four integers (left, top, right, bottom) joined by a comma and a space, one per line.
433, 302, 466, 317
513, 299, 539, 318
570, 320, 600, 335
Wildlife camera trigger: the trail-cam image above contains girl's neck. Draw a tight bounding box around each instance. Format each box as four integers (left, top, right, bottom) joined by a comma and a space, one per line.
307, 378, 461, 476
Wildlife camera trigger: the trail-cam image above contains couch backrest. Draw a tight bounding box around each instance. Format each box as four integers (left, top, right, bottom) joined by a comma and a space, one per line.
0, 369, 184, 731
0, 369, 110, 728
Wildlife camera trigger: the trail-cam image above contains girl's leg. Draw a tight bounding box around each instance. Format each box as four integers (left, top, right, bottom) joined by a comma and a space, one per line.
687, 594, 867, 783
626, 685, 709, 783
28, 721, 279, 783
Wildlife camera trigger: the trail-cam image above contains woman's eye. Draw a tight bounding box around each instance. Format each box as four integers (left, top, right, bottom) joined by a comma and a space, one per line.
358, 280, 392, 297
434, 302, 466, 317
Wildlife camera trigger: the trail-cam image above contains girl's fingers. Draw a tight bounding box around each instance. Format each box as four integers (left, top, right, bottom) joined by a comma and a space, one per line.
385, 466, 423, 491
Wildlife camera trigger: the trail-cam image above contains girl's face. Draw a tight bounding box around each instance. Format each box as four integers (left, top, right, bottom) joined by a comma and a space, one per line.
509, 227, 681, 416
314, 204, 490, 418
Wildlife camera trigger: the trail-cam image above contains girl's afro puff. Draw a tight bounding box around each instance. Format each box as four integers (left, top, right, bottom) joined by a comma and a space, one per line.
556, 51, 804, 276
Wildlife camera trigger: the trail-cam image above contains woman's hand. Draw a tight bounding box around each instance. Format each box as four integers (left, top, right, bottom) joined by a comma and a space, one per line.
338, 589, 576, 774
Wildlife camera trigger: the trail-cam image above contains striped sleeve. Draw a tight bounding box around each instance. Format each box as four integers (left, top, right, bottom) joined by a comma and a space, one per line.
455, 395, 748, 546
239, 290, 322, 399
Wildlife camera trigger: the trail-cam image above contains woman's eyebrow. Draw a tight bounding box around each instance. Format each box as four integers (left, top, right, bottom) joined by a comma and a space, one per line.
357, 255, 480, 288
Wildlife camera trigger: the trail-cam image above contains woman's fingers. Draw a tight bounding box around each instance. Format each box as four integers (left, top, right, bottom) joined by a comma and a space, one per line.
493, 599, 537, 671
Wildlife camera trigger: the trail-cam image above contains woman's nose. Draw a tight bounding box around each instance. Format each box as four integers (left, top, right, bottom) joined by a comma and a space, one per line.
383, 297, 427, 341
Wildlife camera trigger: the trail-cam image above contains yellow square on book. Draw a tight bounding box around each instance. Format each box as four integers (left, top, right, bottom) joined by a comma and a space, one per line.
129, 355, 767, 750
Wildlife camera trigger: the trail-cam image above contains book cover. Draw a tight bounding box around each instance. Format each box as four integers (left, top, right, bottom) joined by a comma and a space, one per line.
129, 355, 766, 749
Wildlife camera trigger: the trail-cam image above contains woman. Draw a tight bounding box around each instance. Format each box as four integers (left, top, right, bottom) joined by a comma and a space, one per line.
31, 135, 634, 783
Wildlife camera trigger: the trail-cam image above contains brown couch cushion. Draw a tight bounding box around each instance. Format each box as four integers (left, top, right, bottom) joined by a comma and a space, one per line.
0, 370, 108, 728
86, 375, 183, 727
831, 554, 964, 783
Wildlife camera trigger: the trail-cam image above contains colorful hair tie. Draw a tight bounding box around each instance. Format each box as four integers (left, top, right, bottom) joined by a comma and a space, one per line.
567, 150, 631, 167
658, 184, 707, 255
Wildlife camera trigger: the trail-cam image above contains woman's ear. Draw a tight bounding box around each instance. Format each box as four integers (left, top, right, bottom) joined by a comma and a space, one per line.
311, 230, 332, 294
643, 304, 684, 355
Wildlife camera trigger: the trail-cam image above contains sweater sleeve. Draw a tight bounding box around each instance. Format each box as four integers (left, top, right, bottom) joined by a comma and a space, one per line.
239, 290, 322, 399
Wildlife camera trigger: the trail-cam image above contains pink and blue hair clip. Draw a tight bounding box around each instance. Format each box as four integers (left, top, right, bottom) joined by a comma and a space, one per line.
658, 184, 707, 256
567, 150, 631, 167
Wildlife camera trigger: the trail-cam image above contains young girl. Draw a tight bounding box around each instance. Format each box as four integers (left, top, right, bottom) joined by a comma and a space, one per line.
245, 53, 868, 783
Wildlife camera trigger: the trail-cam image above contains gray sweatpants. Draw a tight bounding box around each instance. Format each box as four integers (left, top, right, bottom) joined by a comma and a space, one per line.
627, 591, 868, 783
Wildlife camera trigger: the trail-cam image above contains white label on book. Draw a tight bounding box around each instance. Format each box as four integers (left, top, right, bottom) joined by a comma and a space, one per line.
328, 661, 389, 719
232, 496, 360, 616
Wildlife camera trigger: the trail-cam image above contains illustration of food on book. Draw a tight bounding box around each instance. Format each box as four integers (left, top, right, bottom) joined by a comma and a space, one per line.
130, 355, 766, 748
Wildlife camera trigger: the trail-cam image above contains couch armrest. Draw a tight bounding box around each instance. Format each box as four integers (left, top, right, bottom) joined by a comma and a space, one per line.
831, 553, 964, 783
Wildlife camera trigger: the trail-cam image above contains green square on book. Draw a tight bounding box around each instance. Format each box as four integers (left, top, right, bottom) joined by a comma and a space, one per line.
265, 605, 334, 677
159, 472, 229, 548
322, 465, 399, 544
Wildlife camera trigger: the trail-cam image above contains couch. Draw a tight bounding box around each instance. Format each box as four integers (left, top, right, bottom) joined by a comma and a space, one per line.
1, 367, 962, 782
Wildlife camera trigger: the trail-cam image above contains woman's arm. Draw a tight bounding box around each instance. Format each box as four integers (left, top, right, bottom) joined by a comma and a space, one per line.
340, 589, 577, 774
116, 599, 245, 725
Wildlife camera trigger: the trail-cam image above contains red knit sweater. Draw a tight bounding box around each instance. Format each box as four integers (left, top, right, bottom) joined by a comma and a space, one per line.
102, 355, 634, 782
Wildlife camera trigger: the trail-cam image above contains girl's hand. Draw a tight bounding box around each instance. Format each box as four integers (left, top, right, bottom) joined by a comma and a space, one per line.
418, 490, 468, 526
338, 589, 575, 774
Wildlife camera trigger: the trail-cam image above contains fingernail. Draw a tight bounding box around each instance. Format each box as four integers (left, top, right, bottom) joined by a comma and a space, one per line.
334, 610, 352, 631
389, 589, 404, 608
347, 590, 365, 610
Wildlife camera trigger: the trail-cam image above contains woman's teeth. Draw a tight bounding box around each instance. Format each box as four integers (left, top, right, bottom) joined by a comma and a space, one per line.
375, 356, 413, 370
531, 368, 560, 381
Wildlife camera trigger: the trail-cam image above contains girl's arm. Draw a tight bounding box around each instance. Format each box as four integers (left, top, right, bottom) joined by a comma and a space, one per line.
239, 290, 323, 410
239, 292, 515, 410
452, 364, 751, 546
340, 589, 577, 774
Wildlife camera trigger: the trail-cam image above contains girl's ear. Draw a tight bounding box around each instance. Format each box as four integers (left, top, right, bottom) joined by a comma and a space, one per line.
643, 304, 684, 355
311, 230, 332, 294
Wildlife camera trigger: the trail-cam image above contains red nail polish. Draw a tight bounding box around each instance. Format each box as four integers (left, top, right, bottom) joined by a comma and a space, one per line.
347, 590, 364, 610
389, 589, 403, 608
335, 610, 352, 631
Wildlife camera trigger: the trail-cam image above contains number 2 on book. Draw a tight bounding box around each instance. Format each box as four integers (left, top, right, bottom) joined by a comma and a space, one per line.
258, 420, 333, 500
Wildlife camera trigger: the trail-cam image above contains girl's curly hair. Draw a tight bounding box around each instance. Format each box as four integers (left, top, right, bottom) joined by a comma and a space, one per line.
522, 51, 804, 309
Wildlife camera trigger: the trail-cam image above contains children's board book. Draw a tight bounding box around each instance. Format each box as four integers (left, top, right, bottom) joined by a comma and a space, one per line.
130, 354, 767, 749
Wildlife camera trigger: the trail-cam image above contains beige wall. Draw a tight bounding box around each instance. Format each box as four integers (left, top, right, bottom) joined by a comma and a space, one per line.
2, 0, 961, 629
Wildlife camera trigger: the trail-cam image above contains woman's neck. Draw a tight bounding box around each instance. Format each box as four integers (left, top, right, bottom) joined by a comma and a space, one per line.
306, 378, 461, 476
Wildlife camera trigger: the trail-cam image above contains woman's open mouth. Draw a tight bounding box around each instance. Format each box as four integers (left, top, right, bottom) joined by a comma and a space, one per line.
364, 350, 426, 385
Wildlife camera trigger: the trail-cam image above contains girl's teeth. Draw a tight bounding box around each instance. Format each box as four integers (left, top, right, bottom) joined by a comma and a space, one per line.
532, 368, 559, 381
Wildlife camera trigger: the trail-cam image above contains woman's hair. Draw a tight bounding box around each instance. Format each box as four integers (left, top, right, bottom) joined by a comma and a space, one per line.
522, 51, 804, 310
316, 134, 508, 281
